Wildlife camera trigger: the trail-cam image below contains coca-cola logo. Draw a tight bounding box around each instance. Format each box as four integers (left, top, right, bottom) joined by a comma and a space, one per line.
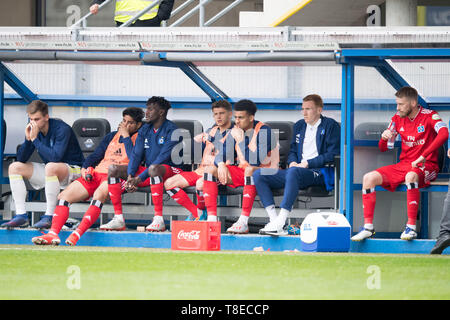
177, 230, 200, 241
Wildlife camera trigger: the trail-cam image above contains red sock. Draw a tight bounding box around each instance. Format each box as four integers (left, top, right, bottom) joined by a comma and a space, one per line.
362, 188, 376, 225
150, 176, 164, 216
108, 177, 123, 216
203, 174, 218, 217
167, 188, 198, 218
407, 183, 420, 226
75, 200, 102, 237
241, 176, 256, 217
50, 200, 70, 235
196, 190, 206, 210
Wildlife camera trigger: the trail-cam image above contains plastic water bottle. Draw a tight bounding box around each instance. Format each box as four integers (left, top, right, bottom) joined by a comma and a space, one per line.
387, 122, 396, 149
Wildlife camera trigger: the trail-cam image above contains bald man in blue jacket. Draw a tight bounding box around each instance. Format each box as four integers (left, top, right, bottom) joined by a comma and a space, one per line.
253, 94, 340, 236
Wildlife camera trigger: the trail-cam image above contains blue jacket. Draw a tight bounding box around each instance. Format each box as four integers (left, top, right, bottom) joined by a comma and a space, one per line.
127, 119, 179, 181
82, 131, 135, 169
287, 115, 340, 191
17, 118, 84, 166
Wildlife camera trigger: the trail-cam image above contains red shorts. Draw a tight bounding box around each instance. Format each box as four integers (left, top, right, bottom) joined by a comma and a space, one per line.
76, 171, 108, 198
226, 165, 245, 188
179, 171, 202, 186
375, 161, 439, 192
136, 164, 184, 187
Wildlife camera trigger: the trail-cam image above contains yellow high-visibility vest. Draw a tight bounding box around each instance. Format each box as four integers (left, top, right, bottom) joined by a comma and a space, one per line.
115, 0, 159, 23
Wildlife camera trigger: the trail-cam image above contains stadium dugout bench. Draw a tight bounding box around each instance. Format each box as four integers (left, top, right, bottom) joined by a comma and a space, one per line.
12, 118, 340, 228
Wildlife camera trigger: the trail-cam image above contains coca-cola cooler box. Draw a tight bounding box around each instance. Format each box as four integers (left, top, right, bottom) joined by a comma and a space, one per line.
171, 221, 221, 251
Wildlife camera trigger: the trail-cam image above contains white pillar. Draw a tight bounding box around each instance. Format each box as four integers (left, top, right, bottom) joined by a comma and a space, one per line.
385, 0, 418, 26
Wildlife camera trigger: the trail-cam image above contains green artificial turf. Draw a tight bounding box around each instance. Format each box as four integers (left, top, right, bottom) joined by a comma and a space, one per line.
0, 245, 449, 300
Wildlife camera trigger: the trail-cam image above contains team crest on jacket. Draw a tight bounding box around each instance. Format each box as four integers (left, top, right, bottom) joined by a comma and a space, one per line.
159, 136, 165, 144
417, 125, 425, 133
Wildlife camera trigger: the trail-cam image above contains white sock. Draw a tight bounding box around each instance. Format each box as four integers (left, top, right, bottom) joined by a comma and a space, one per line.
153, 215, 164, 223
406, 224, 416, 231
237, 215, 249, 225
278, 208, 290, 225
265, 205, 277, 222
364, 223, 374, 230
9, 174, 27, 215
207, 215, 217, 222
45, 176, 60, 216
115, 214, 124, 221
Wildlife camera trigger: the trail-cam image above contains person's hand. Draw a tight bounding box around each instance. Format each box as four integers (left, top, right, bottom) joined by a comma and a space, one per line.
118, 121, 130, 138
411, 155, 426, 168
230, 127, 244, 144
25, 123, 32, 141
194, 133, 207, 143
217, 163, 229, 185
81, 167, 87, 180
447, 149, 450, 158
90, 4, 99, 15
381, 129, 394, 141
29, 121, 39, 141
125, 175, 141, 193
298, 160, 309, 168
289, 162, 298, 168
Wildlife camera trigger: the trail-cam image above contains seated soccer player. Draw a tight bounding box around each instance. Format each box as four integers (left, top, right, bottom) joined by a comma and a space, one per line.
31, 107, 144, 245
105, 96, 181, 232
202, 99, 279, 234
163, 100, 234, 221
2, 100, 84, 229
254, 94, 340, 236
352, 86, 449, 241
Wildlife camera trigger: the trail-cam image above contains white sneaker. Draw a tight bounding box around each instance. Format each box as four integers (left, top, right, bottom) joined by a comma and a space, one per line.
226, 220, 249, 234
100, 215, 126, 231
259, 218, 287, 236
146, 216, 166, 232
351, 227, 375, 241
400, 226, 417, 241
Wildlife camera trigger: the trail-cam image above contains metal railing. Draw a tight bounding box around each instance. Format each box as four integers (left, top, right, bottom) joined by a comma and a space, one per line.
70, 0, 247, 28
170, 0, 247, 27
70, 0, 114, 28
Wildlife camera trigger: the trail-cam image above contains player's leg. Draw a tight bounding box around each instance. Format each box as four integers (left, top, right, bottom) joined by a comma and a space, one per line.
254, 168, 285, 227
1, 161, 35, 227
431, 177, 450, 254
401, 171, 420, 240
195, 177, 207, 220
32, 180, 88, 245
32, 162, 73, 228
228, 166, 259, 234
146, 164, 168, 232
106, 164, 128, 223
351, 170, 384, 241
263, 167, 324, 236
164, 173, 200, 220
101, 165, 128, 231
67, 180, 108, 246
203, 165, 220, 222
